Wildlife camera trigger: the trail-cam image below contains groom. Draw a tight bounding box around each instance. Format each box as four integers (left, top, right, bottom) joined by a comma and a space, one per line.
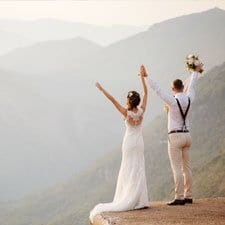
141, 64, 202, 205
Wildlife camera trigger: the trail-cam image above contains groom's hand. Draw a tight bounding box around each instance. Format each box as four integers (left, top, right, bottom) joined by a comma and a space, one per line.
195, 64, 203, 73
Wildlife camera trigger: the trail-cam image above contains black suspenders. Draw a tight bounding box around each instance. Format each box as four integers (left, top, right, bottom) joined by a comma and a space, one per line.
175, 97, 191, 131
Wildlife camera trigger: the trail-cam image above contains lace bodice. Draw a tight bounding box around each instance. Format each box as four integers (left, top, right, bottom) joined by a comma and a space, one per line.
125, 107, 144, 127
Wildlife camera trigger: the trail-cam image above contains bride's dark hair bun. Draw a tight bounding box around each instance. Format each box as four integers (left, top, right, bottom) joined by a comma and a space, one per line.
127, 91, 141, 110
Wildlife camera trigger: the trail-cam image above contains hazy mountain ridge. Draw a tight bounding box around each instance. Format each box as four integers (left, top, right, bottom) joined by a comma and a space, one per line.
0, 18, 146, 48
0, 37, 102, 75
0, 7, 224, 117
1, 7, 224, 111
1, 8, 225, 77
0, 60, 224, 225
0, 7, 225, 200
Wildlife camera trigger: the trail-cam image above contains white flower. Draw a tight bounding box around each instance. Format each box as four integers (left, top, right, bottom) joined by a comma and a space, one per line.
128, 92, 133, 97
194, 60, 200, 66
188, 58, 194, 64
187, 54, 194, 59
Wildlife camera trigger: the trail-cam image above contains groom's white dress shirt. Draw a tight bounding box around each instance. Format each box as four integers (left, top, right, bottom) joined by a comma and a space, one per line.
148, 72, 198, 132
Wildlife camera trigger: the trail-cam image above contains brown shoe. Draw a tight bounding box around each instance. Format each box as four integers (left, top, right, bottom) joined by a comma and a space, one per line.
184, 198, 193, 204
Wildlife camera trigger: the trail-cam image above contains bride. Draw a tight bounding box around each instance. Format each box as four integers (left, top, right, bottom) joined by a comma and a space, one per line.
89, 65, 149, 223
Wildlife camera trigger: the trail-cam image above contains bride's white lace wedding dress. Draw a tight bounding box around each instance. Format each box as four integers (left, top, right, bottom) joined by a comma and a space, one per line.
89, 107, 149, 223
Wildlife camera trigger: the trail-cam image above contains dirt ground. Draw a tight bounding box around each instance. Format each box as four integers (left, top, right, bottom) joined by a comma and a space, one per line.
92, 198, 225, 225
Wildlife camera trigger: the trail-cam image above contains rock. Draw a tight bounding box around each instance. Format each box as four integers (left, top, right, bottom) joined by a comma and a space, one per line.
91, 198, 225, 225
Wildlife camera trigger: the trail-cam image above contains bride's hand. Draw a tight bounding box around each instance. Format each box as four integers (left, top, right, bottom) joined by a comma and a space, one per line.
139, 65, 148, 77
96, 82, 103, 91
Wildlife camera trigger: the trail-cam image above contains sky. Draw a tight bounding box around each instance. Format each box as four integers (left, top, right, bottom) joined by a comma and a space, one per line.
0, 0, 224, 26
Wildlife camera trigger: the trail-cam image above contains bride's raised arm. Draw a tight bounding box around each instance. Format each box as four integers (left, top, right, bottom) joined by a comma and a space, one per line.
139, 65, 148, 112
95, 82, 127, 118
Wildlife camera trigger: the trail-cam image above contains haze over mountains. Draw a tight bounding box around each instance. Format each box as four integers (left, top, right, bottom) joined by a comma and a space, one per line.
0, 19, 146, 55
0, 37, 102, 75
0, 29, 34, 56
0, 7, 224, 201
1, 8, 225, 75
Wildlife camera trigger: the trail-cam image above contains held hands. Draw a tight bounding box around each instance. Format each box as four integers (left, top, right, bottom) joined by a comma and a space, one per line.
96, 82, 104, 91
139, 65, 148, 77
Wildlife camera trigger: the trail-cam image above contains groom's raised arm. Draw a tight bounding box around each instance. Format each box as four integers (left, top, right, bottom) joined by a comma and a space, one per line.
148, 78, 176, 106
186, 71, 198, 102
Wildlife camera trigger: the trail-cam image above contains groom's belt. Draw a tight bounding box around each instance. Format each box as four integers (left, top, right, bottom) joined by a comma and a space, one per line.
168, 130, 189, 134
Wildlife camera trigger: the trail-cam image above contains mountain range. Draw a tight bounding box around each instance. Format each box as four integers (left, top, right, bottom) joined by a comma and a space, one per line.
0, 7, 224, 200
0, 18, 146, 55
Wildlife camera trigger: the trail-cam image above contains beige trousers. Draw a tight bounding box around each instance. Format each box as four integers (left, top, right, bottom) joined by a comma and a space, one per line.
168, 133, 192, 200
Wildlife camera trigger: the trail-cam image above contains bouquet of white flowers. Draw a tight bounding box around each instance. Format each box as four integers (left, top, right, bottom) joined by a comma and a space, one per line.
185, 54, 204, 73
